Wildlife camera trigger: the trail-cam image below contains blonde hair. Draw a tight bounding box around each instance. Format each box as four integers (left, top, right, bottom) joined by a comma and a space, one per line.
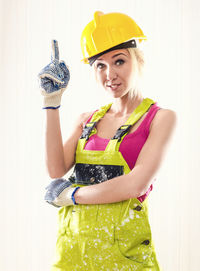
126, 47, 145, 100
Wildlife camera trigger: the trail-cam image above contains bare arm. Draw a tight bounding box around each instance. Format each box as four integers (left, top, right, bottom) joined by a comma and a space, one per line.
62, 111, 94, 175
74, 109, 177, 204
45, 108, 93, 178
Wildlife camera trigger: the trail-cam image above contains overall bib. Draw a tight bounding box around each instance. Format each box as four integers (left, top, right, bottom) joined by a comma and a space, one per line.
51, 98, 161, 271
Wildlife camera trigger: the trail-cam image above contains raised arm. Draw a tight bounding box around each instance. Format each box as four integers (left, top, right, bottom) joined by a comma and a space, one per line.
45, 109, 93, 178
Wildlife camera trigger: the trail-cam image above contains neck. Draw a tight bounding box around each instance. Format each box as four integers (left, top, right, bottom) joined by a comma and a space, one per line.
109, 92, 144, 117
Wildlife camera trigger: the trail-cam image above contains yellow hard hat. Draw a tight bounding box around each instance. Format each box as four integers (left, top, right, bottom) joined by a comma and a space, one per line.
81, 11, 147, 64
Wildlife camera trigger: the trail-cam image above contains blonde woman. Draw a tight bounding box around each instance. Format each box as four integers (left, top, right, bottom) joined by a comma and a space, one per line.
38, 11, 176, 271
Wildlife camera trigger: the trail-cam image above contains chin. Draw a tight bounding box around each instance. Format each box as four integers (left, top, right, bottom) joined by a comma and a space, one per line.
108, 92, 125, 99
112, 89, 129, 97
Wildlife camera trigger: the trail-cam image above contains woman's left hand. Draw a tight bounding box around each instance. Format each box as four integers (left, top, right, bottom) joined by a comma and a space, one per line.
44, 178, 80, 207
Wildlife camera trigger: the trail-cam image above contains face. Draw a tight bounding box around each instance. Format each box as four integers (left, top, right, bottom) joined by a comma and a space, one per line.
93, 48, 135, 98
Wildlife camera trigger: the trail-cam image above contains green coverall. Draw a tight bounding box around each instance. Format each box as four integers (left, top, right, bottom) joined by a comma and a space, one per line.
51, 98, 162, 270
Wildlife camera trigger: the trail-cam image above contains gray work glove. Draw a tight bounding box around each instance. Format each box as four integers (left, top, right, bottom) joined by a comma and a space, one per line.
38, 40, 70, 109
44, 178, 80, 207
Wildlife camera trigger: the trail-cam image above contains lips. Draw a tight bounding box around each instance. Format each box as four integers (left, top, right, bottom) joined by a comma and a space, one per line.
107, 83, 120, 87
106, 83, 121, 90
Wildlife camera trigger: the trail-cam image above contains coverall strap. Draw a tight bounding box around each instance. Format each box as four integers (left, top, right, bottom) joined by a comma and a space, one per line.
76, 103, 113, 152
105, 98, 156, 152
90, 102, 113, 123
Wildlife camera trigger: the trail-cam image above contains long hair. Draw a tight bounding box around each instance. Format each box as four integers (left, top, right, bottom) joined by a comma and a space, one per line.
127, 47, 145, 100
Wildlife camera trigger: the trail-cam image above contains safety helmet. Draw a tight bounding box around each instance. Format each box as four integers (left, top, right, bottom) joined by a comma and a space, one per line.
81, 11, 147, 65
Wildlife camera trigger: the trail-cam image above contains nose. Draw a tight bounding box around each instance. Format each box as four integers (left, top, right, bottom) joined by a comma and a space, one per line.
106, 66, 117, 82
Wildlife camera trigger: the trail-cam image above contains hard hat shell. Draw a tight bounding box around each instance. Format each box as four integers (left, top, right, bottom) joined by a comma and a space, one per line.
81, 11, 147, 64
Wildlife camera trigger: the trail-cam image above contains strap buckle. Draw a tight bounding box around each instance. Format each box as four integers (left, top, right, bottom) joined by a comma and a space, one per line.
111, 124, 132, 142
80, 122, 97, 141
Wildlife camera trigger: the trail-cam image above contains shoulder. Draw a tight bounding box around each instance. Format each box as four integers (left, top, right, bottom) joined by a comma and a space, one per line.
149, 108, 177, 144
156, 108, 177, 124
76, 111, 95, 129
150, 108, 177, 131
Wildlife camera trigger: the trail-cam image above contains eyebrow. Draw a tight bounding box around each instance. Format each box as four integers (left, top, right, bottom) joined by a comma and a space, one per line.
97, 53, 128, 61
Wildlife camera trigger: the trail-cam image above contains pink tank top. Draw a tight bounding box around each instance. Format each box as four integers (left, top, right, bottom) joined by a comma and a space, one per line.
84, 103, 161, 202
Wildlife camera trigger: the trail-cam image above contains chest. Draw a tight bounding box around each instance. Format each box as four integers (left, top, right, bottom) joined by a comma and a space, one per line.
96, 111, 149, 139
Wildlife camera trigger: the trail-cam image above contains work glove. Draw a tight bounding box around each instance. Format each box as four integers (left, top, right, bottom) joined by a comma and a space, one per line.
38, 40, 70, 109
44, 178, 80, 207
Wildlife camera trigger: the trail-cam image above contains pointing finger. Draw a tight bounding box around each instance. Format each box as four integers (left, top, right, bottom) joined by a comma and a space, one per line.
51, 39, 59, 61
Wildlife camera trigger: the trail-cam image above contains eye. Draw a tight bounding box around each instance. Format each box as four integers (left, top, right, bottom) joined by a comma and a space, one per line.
96, 63, 105, 69
96, 59, 125, 70
115, 59, 125, 65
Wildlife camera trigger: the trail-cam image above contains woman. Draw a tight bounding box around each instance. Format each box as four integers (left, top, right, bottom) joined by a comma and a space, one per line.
38, 11, 176, 271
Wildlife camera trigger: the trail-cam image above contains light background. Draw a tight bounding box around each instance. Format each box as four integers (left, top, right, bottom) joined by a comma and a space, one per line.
1, 0, 199, 270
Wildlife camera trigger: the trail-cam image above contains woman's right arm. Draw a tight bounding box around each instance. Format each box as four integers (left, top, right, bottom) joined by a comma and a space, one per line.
45, 108, 93, 178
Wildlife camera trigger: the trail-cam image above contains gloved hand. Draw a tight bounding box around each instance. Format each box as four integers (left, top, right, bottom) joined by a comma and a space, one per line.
38, 40, 70, 109
44, 178, 80, 207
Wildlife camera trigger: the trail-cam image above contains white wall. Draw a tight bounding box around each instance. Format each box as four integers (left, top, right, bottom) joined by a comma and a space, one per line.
1, 0, 199, 270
